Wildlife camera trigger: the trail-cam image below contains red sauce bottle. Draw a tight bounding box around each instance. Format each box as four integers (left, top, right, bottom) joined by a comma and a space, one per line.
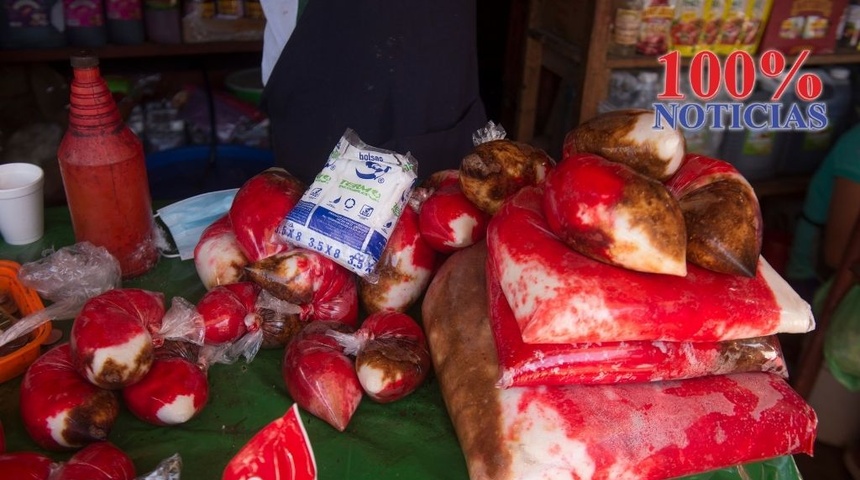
57, 52, 158, 278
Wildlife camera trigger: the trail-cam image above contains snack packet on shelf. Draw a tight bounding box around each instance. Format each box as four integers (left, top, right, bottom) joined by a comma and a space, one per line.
637, 0, 676, 56
697, 0, 726, 51
671, 0, 707, 56
737, 0, 772, 53
714, 0, 747, 54
279, 129, 418, 281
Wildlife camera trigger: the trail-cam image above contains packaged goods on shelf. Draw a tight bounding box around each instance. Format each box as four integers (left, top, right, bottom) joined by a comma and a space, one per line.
144, 0, 182, 44
738, 0, 773, 53
637, 0, 675, 55
697, 0, 724, 51
0, 0, 66, 49
715, 0, 748, 54
105, 0, 145, 45
759, 0, 849, 54
610, 0, 644, 57
627, 0, 771, 57
841, 3, 860, 48
672, 0, 707, 56
62, 0, 108, 47
182, 0, 262, 42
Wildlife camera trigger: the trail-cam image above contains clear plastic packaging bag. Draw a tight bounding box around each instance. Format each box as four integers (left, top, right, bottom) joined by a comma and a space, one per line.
0, 242, 121, 348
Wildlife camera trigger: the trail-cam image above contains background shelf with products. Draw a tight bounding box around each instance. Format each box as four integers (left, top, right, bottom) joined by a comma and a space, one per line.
513, 0, 860, 194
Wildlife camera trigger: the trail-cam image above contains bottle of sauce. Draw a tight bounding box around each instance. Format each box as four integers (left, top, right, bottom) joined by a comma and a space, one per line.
57, 53, 159, 278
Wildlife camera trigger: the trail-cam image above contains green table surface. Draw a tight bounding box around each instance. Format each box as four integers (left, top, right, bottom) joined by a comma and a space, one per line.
0, 207, 805, 479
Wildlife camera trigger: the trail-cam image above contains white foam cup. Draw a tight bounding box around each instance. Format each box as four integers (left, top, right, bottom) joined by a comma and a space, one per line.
0, 163, 45, 245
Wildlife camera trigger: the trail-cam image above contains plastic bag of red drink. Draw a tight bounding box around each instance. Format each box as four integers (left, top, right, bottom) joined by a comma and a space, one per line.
282, 321, 363, 432
486, 259, 788, 388
194, 214, 250, 290
51, 441, 135, 479
223, 403, 316, 480
0, 242, 121, 350
412, 169, 490, 254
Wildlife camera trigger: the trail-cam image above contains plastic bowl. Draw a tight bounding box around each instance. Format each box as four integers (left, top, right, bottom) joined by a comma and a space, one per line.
0, 260, 50, 384
225, 68, 264, 105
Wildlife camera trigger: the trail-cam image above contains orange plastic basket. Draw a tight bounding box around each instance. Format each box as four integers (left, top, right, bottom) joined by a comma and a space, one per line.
0, 260, 51, 383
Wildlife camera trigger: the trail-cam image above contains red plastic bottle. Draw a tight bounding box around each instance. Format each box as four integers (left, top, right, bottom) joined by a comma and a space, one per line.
57, 53, 158, 278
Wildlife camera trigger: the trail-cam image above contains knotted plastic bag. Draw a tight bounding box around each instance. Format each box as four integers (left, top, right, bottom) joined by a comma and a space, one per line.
0, 242, 120, 349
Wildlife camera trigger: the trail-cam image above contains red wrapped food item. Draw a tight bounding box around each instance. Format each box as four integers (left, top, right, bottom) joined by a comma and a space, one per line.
543, 152, 687, 276
486, 258, 787, 388
487, 186, 813, 344
0, 452, 54, 479
282, 321, 363, 431
358, 203, 438, 314
423, 243, 817, 480
70, 289, 165, 389
665, 153, 763, 277
194, 215, 250, 290
459, 137, 555, 215
562, 109, 686, 181
20, 344, 119, 450
330, 311, 431, 403
223, 403, 317, 480
417, 176, 490, 254
247, 249, 358, 326
53, 442, 135, 480
123, 340, 209, 426
197, 282, 262, 345
229, 168, 305, 263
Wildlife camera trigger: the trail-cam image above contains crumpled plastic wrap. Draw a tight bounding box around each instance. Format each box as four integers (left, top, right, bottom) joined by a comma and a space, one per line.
0, 242, 121, 349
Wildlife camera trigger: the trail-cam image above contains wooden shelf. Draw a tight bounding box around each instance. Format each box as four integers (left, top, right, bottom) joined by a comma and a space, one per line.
0, 41, 263, 63
751, 175, 811, 198
605, 48, 860, 70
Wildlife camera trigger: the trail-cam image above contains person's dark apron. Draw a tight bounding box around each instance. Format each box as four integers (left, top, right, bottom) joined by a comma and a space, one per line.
261, 0, 487, 184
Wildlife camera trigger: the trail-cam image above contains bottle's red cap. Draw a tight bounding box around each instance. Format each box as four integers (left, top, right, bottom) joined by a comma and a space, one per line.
70, 51, 99, 69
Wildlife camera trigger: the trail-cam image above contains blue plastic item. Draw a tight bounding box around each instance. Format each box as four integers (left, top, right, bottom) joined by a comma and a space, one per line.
146, 145, 274, 200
